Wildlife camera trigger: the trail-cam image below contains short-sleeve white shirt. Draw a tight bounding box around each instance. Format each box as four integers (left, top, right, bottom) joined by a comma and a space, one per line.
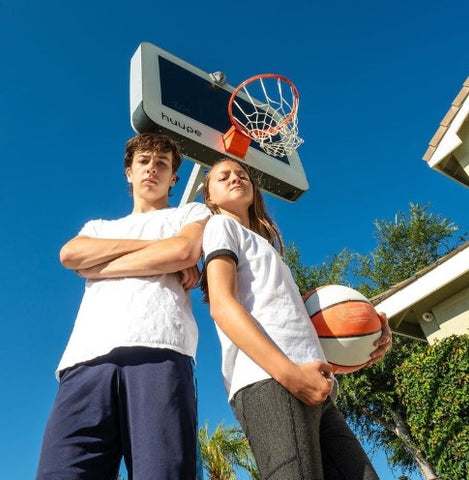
57, 202, 210, 377
203, 214, 328, 401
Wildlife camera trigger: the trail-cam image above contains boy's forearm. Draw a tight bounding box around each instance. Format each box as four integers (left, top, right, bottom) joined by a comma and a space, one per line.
60, 236, 153, 270
77, 236, 201, 279
69, 219, 206, 278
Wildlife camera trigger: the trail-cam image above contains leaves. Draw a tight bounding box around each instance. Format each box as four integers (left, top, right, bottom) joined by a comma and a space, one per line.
284, 243, 352, 296
198, 422, 259, 479
353, 203, 465, 297
395, 335, 469, 479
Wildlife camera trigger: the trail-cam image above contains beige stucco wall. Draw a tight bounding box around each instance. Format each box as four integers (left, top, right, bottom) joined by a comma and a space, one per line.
420, 286, 469, 344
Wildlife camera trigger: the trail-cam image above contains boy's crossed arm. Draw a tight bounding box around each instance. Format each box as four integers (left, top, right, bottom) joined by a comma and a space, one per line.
63, 220, 207, 288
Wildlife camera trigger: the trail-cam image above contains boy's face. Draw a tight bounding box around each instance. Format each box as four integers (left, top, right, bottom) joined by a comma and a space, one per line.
126, 149, 176, 205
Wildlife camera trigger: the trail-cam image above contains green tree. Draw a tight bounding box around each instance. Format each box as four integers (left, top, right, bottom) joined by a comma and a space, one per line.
395, 335, 469, 480
284, 202, 466, 479
353, 202, 462, 297
284, 244, 352, 293
198, 422, 259, 480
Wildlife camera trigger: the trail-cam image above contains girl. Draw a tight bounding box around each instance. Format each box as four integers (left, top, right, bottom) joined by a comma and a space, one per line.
201, 158, 391, 480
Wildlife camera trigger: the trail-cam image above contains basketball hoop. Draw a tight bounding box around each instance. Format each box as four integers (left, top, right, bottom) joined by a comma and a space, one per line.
223, 73, 303, 158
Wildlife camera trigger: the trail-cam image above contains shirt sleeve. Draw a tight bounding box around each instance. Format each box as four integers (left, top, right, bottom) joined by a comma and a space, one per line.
180, 202, 211, 227
78, 219, 103, 238
203, 215, 240, 266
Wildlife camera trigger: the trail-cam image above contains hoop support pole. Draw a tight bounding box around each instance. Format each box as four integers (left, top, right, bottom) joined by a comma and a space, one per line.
179, 162, 205, 206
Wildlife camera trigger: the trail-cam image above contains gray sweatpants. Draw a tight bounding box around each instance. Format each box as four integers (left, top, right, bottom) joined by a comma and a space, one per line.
232, 379, 379, 480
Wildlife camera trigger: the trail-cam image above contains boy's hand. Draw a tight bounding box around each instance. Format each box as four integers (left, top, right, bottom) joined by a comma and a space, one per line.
75, 264, 106, 279
178, 266, 200, 290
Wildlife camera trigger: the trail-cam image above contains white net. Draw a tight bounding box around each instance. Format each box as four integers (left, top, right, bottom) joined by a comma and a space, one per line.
230, 75, 303, 157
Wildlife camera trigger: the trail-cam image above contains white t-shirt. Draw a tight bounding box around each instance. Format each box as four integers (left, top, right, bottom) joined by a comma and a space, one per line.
56, 202, 210, 377
203, 214, 328, 401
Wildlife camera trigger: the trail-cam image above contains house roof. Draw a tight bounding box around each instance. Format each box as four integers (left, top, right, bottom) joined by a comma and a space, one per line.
422, 75, 469, 187
371, 241, 469, 341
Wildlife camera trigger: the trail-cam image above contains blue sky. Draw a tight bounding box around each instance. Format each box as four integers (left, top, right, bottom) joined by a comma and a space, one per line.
1, 1, 468, 479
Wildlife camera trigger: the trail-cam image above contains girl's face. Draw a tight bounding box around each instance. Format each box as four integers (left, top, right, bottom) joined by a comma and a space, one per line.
207, 160, 254, 214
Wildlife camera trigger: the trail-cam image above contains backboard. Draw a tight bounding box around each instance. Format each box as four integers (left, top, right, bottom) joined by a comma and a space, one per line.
130, 42, 309, 201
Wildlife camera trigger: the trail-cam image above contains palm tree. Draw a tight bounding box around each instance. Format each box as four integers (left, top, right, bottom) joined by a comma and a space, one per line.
198, 422, 259, 479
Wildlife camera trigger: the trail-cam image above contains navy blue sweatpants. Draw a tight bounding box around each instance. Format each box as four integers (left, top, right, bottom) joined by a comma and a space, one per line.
36, 347, 197, 480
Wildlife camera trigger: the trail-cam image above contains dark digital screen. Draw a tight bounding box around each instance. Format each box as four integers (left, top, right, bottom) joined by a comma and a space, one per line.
159, 56, 288, 163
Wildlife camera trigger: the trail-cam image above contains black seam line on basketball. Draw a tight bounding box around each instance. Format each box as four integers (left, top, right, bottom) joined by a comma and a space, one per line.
309, 299, 372, 317
318, 328, 382, 338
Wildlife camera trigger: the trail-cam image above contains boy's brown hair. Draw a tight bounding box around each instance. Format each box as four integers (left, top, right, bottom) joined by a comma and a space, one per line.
124, 133, 183, 193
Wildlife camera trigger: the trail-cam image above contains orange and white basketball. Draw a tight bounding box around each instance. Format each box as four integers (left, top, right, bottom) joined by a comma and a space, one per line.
303, 285, 382, 374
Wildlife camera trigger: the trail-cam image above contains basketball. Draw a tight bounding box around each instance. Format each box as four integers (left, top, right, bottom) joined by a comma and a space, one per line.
303, 285, 382, 374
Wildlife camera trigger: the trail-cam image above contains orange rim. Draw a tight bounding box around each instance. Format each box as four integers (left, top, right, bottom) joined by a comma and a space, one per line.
227, 73, 300, 138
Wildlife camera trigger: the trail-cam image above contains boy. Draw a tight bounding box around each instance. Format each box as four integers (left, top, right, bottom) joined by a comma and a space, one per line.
36, 133, 210, 480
